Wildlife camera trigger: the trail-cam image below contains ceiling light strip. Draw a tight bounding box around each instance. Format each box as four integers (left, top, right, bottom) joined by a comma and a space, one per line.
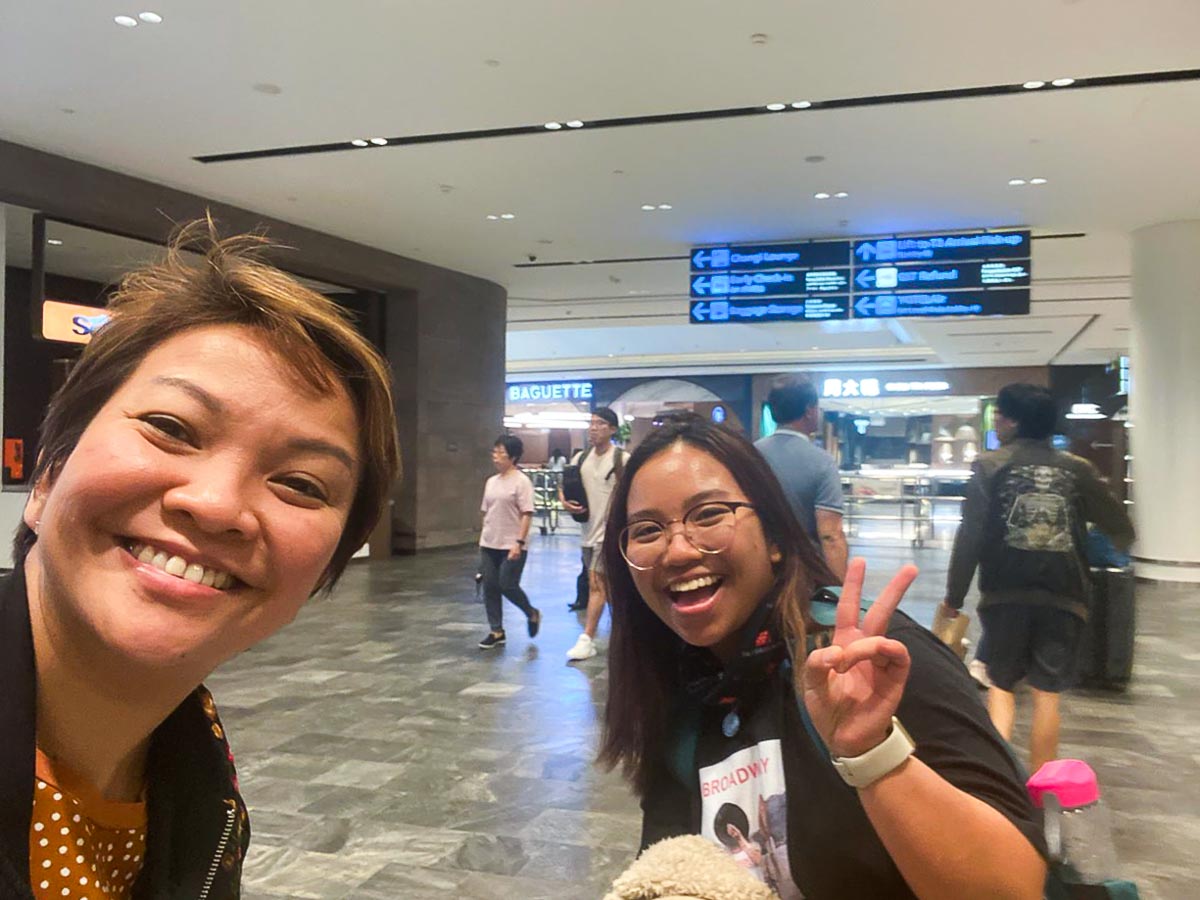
193, 67, 1200, 164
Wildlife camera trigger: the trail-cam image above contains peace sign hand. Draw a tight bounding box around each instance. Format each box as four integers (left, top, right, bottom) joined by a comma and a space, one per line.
803, 558, 919, 759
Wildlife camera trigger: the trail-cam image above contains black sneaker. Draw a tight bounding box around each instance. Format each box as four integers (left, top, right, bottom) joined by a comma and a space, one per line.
478, 631, 506, 649
527, 609, 542, 639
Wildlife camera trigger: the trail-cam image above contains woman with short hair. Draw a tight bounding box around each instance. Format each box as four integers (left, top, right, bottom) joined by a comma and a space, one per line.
0, 221, 400, 899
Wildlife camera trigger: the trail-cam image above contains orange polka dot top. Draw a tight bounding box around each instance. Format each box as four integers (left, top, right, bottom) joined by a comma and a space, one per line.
30, 749, 148, 900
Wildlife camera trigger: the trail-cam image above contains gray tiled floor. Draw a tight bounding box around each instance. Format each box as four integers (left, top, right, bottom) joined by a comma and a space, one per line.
207, 531, 1200, 899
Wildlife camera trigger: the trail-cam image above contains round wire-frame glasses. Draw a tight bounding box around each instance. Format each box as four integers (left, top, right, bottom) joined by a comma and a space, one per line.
618, 501, 756, 571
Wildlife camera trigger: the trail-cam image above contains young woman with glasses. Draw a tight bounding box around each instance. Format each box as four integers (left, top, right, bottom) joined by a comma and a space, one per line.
599, 414, 1047, 899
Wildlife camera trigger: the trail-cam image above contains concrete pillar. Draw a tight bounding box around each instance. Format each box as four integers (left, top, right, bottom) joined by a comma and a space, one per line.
1130, 221, 1200, 582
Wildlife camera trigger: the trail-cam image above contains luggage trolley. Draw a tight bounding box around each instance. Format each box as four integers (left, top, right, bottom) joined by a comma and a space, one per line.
530, 469, 563, 535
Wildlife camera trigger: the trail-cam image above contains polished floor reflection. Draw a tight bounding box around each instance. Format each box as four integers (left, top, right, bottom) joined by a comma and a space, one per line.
206, 533, 1199, 900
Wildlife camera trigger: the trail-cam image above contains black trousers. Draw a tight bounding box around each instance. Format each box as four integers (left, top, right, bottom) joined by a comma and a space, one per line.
479, 547, 534, 631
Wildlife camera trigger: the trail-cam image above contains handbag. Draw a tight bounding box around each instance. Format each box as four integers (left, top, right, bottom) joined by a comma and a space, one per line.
930, 604, 970, 660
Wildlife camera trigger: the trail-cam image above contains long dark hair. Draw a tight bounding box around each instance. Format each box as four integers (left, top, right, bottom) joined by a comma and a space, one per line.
598, 413, 836, 795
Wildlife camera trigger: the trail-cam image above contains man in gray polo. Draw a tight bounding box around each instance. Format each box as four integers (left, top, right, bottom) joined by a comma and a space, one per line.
755, 377, 848, 581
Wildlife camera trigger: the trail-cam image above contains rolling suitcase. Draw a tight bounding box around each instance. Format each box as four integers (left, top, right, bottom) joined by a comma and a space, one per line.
1078, 567, 1136, 690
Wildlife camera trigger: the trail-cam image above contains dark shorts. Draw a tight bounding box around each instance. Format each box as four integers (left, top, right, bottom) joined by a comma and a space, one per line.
978, 605, 1083, 693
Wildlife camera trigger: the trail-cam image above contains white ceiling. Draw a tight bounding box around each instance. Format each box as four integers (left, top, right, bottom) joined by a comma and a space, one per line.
1, 0, 1196, 378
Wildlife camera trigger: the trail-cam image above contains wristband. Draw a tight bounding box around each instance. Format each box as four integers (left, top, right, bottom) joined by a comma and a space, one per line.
830, 717, 915, 788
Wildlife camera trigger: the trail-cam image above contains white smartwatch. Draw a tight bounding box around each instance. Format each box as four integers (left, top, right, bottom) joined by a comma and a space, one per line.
830, 717, 915, 789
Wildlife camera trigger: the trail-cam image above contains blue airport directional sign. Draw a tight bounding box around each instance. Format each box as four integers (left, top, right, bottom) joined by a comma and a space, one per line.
690, 296, 850, 324
690, 229, 1031, 324
852, 288, 1030, 319
691, 268, 850, 298
691, 240, 851, 272
852, 231, 1029, 264
852, 260, 1031, 292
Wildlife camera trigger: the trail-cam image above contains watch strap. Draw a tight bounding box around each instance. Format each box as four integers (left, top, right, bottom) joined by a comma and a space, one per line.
830, 717, 915, 788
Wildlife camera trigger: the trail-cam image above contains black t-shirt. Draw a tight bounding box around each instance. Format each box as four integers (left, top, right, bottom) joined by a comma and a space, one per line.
639, 611, 1046, 899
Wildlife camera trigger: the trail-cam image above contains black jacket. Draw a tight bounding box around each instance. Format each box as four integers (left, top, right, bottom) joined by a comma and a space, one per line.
946, 438, 1135, 619
0, 566, 250, 899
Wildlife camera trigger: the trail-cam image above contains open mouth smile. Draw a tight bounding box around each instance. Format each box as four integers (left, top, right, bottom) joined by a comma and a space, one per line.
666, 573, 724, 610
123, 539, 238, 590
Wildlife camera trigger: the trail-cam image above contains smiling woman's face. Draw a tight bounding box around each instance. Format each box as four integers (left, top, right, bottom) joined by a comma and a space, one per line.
24, 324, 361, 673
624, 441, 780, 658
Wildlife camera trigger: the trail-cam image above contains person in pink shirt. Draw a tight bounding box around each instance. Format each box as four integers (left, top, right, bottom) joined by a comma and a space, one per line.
477, 435, 541, 648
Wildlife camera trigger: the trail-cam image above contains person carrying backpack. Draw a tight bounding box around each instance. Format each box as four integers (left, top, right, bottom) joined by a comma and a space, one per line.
559, 407, 628, 661
940, 384, 1134, 772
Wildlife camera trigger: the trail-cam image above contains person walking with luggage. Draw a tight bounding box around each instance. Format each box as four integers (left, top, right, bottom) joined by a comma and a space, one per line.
755, 377, 848, 582
939, 383, 1133, 772
560, 408, 628, 661
478, 435, 541, 649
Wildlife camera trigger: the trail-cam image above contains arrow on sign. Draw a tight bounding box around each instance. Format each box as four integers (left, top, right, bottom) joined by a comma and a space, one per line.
854, 297, 875, 316
693, 302, 709, 321
855, 268, 875, 289
855, 242, 876, 261
692, 277, 710, 296
692, 250, 711, 268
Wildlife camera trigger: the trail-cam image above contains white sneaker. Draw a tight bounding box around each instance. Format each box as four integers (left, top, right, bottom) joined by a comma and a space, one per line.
968, 658, 992, 689
566, 633, 598, 661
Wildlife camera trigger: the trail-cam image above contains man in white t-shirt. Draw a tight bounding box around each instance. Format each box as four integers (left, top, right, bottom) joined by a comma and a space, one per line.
560, 407, 627, 661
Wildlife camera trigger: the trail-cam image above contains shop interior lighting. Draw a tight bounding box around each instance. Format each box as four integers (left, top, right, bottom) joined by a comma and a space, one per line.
791, 100, 812, 109
499, 213, 516, 219
1029, 177, 1048, 185
565, 120, 584, 128
114, 15, 138, 27
814, 192, 831, 200
657, 203, 672, 210
350, 139, 369, 147
544, 122, 563, 130
369, 137, 388, 146
834, 191, 849, 198
1022, 80, 1046, 89
765, 103, 787, 111
485, 215, 499, 220
1051, 77, 1076, 87
47, 239, 63, 246
1008, 178, 1027, 185
1065, 403, 1106, 420
138, 11, 163, 23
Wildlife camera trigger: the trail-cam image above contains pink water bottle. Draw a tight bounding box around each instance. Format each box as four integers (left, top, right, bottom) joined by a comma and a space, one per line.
1027, 759, 1118, 882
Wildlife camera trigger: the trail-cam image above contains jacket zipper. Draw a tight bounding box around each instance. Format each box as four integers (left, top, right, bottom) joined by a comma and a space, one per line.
197, 805, 236, 900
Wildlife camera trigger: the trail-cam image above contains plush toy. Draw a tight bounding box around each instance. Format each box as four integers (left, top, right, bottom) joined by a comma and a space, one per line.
604, 835, 780, 900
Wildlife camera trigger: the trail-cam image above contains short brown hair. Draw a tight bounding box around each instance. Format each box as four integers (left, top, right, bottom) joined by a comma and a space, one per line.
14, 218, 400, 592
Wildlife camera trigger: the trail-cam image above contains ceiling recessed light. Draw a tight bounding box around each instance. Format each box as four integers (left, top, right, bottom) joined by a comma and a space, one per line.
657, 203, 672, 210
791, 100, 812, 109
47, 239, 63, 246
137, 11, 162, 23
565, 120, 584, 128
114, 15, 138, 27
765, 103, 787, 111
369, 137, 388, 145
486, 215, 499, 220
640, 204, 656, 211
814, 192, 831, 200
1051, 77, 1075, 87
350, 139, 369, 147
1022, 80, 1046, 90
1008, 178, 1026, 186
484, 58, 501, 67
1029, 177, 1048, 185
544, 121, 562, 130
500, 213, 515, 219
804, 154, 825, 163
834, 191, 848, 199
